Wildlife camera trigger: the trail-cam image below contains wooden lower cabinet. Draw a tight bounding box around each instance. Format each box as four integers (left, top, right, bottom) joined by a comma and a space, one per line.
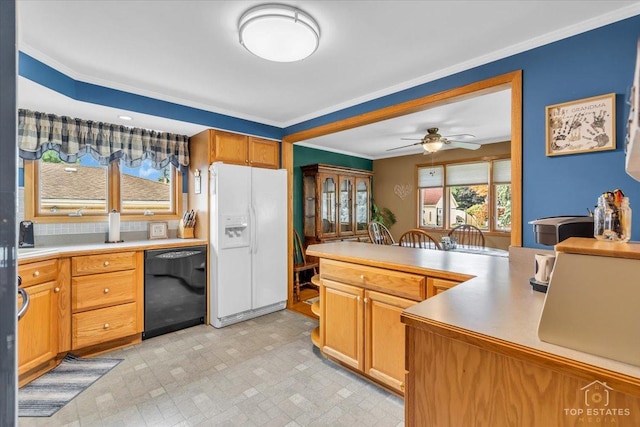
365, 290, 414, 392
320, 277, 415, 394
18, 280, 59, 375
70, 251, 143, 354
321, 279, 364, 371
17, 258, 70, 387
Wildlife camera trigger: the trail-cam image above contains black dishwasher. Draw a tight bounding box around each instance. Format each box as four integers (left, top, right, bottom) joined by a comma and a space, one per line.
143, 246, 206, 339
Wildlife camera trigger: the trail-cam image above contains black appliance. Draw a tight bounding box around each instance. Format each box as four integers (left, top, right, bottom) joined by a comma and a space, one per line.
143, 246, 206, 339
19, 221, 34, 248
529, 216, 594, 246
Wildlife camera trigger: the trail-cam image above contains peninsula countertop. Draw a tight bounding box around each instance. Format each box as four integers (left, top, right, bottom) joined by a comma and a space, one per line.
306, 242, 640, 393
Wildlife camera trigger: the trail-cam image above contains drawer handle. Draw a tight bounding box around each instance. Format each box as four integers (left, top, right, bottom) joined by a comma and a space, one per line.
364, 298, 368, 304
104, 323, 110, 329
400, 383, 405, 391
103, 261, 110, 267
359, 274, 365, 281
54, 287, 60, 293
104, 288, 109, 294
357, 296, 361, 302
33, 270, 40, 277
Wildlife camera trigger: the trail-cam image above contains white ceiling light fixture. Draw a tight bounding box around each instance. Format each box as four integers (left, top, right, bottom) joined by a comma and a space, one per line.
238, 4, 320, 63
118, 115, 133, 121
422, 140, 443, 153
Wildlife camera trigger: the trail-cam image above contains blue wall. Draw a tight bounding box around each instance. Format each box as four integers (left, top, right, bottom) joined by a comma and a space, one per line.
285, 15, 640, 248
19, 14, 640, 247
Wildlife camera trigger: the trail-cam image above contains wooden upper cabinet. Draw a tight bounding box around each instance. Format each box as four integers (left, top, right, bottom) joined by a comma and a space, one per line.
211, 131, 249, 166
249, 137, 279, 169
197, 129, 280, 169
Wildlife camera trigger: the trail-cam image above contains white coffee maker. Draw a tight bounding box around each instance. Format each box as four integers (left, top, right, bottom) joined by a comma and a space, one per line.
528, 216, 594, 292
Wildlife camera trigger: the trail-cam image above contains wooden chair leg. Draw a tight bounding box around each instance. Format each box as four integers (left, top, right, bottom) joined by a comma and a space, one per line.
294, 271, 301, 302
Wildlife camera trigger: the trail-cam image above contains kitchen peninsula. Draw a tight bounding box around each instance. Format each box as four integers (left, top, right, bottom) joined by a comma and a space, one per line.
307, 241, 640, 426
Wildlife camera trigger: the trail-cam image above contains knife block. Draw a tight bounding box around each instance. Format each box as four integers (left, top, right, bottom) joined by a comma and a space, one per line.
177, 221, 195, 239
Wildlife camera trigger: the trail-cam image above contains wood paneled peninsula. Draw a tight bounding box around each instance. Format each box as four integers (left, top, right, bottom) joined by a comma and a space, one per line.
306, 241, 640, 426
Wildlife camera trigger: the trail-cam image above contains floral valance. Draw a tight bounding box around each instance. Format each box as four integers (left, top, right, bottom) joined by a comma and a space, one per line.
18, 109, 190, 172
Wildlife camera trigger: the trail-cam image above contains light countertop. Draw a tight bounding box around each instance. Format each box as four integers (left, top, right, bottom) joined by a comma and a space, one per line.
18, 238, 208, 262
306, 242, 640, 384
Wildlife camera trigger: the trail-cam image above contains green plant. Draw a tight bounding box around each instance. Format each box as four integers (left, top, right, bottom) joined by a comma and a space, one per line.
372, 203, 396, 229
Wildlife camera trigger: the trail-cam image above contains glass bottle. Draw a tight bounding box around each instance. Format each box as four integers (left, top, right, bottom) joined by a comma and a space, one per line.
594, 195, 612, 241
618, 197, 632, 243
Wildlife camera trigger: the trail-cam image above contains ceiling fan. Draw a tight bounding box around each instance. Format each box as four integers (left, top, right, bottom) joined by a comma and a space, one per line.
387, 127, 481, 153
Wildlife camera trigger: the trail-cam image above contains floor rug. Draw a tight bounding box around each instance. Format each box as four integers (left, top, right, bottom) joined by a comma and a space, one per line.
19, 353, 122, 417
304, 296, 319, 305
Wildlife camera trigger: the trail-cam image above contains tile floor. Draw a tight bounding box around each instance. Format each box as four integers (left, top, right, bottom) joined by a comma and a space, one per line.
19, 310, 404, 426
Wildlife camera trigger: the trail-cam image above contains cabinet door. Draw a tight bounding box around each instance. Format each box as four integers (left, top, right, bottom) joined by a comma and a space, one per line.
210, 131, 249, 165
321, 279, 364, 371
319, 173, 339, 238
338, 176, 354, 236
303, 174, 317, 238
18, 280, 59, 376
248, 137, 279, 169
365, 290, 415, 393
355, 177, 370, 235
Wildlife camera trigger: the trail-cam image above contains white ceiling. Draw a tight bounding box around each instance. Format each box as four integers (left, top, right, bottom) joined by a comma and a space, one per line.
16, 1, 640, 159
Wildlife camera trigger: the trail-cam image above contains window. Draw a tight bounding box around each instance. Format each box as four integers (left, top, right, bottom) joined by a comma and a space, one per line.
121, 159, 174, 214
36, 151, 108, 215
25, 151, 182, 222
417, 158, 511, 233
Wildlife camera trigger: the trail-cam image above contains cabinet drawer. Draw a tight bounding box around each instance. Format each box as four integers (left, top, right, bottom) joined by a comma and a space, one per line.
19, 259, 57, 287
72, 302, 138, 349
427, 277, 460, 297
72, 252, 137, 276
320, 259, 425, 301
72, 270, 137, 312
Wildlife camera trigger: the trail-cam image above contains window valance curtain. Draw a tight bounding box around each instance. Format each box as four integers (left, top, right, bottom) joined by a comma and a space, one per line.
18, 109, 190, 172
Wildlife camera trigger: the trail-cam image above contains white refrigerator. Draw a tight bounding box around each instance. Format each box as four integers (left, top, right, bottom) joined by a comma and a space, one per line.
209, 162, 287, 328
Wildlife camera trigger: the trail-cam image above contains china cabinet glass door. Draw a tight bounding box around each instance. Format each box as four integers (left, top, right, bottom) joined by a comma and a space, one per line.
339, 176, 354, 235
321, 175, 337, 235
355, 178, 370, 232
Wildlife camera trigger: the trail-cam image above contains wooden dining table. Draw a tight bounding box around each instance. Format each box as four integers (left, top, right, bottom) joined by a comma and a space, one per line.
394, 243, 509, 258
446, 245, 509, 258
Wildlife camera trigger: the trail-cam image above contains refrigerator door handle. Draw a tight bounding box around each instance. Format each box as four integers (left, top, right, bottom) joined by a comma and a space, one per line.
251, 204, 258, 254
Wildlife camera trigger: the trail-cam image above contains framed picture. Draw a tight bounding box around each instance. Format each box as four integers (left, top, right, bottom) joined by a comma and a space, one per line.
148, 221, 168, 240
546, 93, 616, 156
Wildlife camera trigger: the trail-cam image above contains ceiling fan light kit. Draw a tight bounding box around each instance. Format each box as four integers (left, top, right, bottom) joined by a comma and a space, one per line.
423, 141, 443, 153
238, 4, 320, 63
389, 127, 481, 153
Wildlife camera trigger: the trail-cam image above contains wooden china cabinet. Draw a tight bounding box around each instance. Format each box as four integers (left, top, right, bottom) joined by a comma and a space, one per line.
301, 164, 373, 247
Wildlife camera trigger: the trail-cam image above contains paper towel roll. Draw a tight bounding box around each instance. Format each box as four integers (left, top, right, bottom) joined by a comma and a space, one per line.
108, 211, 120, 242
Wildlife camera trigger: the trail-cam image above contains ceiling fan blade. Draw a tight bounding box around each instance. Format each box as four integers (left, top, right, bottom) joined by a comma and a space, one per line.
400, 137, 423, 141
443, 133, 476, 140
386, 141, 424, 151
447, 140, 481, 150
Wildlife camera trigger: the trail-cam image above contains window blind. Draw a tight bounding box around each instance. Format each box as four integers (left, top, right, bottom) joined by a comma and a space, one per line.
447, 162, 488, 186
493, 159, 511, 183
418, 165, 443, 187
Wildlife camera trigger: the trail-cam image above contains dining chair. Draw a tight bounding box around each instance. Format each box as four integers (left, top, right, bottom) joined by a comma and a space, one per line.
367, 221, 395, 245
448, 223, 486, 248
293, 229, 319, 302
398, 229, 442, 250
